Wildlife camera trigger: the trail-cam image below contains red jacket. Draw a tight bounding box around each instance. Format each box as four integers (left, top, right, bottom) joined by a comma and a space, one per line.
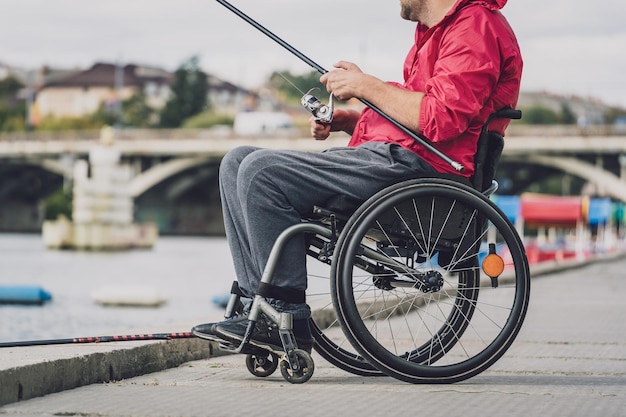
348, 0, 523, 177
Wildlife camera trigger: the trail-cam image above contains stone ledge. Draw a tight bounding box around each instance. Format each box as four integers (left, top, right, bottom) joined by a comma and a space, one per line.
0, 337, 221, 407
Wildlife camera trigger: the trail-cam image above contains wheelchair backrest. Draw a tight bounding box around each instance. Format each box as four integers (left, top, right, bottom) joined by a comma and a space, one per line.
471, 108, 522, 192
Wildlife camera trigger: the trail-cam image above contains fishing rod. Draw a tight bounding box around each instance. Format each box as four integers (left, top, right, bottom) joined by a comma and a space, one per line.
0, 332, 194, 348
215, 0, 464, 172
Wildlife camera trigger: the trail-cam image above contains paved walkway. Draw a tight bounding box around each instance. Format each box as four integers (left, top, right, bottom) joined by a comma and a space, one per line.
1, 256, 625, 417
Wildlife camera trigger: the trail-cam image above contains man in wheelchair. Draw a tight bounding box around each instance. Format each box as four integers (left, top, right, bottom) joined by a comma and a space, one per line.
192, 0, 522, 355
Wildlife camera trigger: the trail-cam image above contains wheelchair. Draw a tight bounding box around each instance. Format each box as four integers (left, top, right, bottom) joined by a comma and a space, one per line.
215, 108, 530, 384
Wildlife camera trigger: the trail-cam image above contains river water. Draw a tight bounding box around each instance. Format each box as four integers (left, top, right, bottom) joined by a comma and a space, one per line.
0, 233, 235, 343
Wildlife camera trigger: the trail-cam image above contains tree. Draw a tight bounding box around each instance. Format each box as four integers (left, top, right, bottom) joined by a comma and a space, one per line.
122, 93, 156, 127
43, 187, 73, 220
268, 70, 325, 103
0, 76, 23, 96
0, 76, 26, 131
159, 56, 209, 127
519, 105, 561, 125
560, 103, 577, 125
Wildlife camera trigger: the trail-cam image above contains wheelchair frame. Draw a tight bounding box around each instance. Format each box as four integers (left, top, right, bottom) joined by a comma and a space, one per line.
216, 109, 529, 384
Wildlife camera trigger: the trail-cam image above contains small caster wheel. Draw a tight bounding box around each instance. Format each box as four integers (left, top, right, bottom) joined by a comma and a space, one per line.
246, 353, 279, 377
279, 349, 315, 384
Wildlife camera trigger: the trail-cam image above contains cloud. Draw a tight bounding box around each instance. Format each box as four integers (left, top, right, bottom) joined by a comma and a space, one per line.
519, 32, 626, 106
504, 0, 626, 38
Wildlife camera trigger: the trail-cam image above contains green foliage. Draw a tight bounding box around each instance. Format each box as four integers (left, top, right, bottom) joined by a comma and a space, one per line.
605, 106, 626, 124
560, 103, 577, 125
0, 103, 26, 131
268, 70, 325, 103
35, 103, 115, 131
121, 92, 157, 127
517, 103, 592, 125
182, 110, 234, 128
36, 116, 98, 131
518, 105, 561, 125
0, 76, 23, 97
0, 76, 26, 131
43, 187, 73, 220
159, 56, 209, 128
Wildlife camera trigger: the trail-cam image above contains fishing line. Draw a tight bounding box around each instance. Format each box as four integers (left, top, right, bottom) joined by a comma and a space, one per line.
276, 72, 306, 96
214, 0, 464, 172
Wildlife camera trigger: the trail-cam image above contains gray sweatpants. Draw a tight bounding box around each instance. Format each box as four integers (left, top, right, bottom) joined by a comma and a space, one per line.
219, 142, 436, 319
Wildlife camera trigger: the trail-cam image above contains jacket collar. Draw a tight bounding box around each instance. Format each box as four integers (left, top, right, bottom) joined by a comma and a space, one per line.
449, 0, 507, 15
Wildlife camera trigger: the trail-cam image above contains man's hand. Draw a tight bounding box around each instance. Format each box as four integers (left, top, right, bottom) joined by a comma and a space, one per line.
321, 60, 424, 133
320, 61, 367, 101
308, 109, 361, 140
309, 116, 331, 140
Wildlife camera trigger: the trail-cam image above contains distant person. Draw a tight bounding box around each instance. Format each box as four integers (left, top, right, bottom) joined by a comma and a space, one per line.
192, 0, 523, 353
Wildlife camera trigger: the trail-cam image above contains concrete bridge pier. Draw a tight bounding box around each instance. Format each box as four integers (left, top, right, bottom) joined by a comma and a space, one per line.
42, 130, 158, 250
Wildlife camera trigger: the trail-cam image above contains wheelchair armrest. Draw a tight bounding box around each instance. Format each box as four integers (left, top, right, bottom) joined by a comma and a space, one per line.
493, 108, 522, 120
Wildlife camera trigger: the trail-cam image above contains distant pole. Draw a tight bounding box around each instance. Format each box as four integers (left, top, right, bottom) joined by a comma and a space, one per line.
25, 70, 34, 132
114, 59, 124, 130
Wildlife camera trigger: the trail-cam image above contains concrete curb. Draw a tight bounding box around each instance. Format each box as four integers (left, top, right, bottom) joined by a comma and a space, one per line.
0, 337, 222, 407
528, 251, 626, 278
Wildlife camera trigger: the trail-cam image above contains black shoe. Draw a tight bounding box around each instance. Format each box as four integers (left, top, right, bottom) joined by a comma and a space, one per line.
191, 321, 222, 341
214, 314, 314, 354
192, 298, 249, 341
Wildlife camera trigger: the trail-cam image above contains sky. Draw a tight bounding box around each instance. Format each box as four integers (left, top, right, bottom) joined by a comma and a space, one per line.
2, 0, 626, 108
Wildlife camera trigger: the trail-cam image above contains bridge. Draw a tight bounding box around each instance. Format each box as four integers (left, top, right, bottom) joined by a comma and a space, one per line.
2, 125, 626, 234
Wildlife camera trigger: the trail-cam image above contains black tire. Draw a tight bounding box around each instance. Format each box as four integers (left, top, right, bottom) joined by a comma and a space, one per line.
245, 352, 279, 377
279, 349, 315, 384
331, 178, 530, 383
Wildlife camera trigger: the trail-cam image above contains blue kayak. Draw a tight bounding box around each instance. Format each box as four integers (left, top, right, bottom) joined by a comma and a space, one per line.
0, 285, 52, 305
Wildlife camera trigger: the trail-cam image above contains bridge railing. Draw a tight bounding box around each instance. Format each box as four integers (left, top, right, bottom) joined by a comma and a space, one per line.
1, 124, 626, 143
505, 124, 626, 137
0, 126, 307, 142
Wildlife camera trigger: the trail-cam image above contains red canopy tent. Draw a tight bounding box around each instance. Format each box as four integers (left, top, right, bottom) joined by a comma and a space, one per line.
519, 194, 588, 263
520, 194, 583, 227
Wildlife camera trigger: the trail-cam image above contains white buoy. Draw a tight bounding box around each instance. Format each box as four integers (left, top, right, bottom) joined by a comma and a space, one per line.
91, 286, 167, 307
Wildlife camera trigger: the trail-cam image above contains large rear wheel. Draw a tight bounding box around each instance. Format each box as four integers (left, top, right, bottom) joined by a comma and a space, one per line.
331, 179, 530, 383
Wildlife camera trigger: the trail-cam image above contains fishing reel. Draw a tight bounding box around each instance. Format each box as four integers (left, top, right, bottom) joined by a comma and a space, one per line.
301, 88, 334, 124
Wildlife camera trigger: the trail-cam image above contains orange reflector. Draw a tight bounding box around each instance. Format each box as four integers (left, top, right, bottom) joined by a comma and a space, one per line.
482, 253, 505, 278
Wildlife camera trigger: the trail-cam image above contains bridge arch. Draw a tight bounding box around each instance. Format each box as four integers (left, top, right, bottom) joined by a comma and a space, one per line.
129, 156, 215, 198
505, 155, 626, 202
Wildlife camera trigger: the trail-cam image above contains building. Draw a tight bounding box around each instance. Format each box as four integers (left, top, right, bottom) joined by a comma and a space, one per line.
31, 62, 258, 121
206, 73, 257, 115
34, 62, 172, 119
